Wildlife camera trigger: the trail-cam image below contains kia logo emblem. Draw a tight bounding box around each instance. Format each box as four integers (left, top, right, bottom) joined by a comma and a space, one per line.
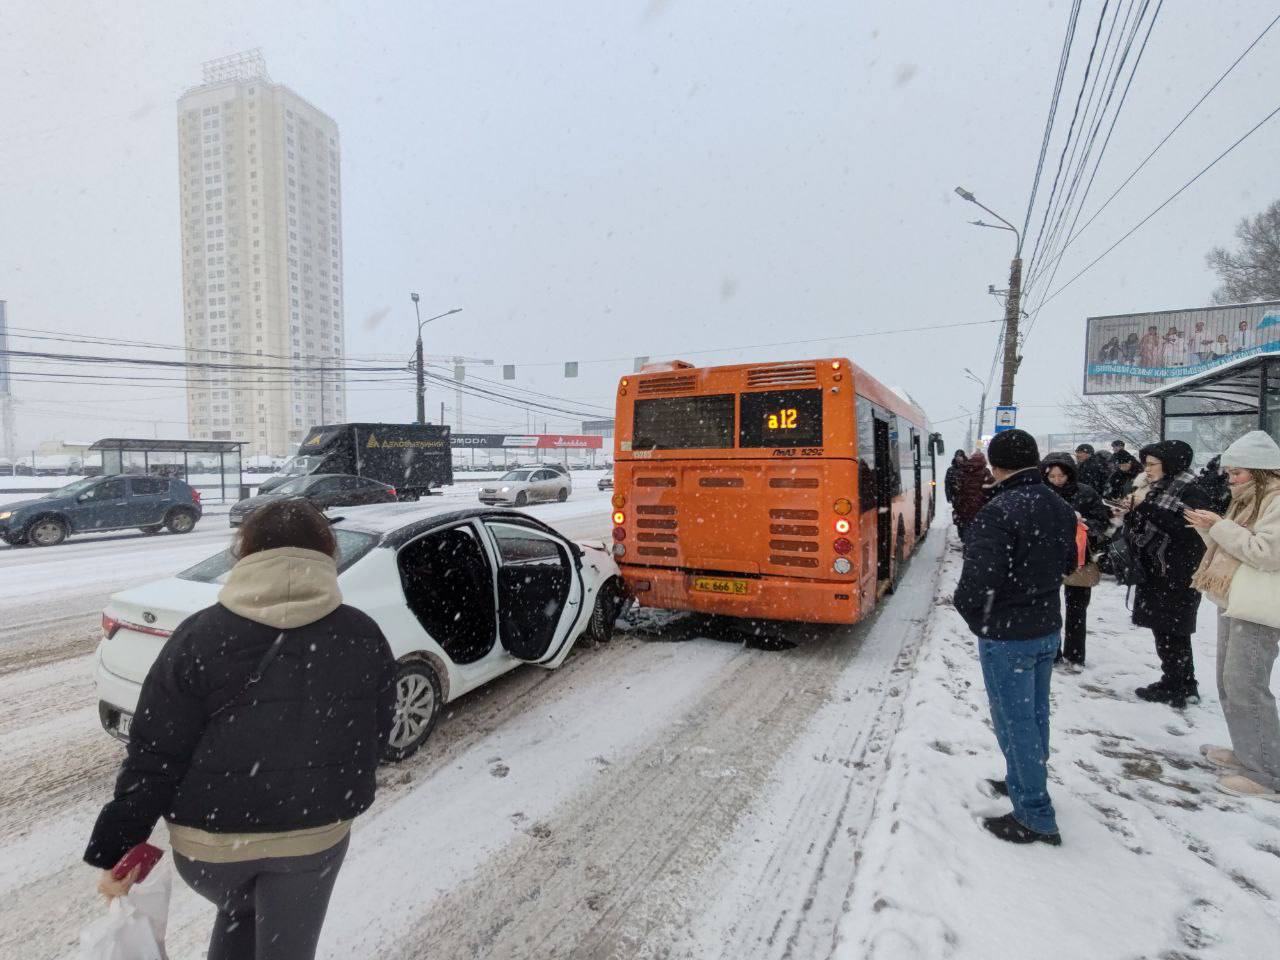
143, 611, 157, 624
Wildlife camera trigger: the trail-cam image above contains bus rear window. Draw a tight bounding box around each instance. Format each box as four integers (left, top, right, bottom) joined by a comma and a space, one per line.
740, 389, 824, 448
633, 395, 735, 450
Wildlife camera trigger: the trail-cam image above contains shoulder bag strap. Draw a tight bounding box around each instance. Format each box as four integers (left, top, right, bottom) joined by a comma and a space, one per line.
209, 631, 288, 719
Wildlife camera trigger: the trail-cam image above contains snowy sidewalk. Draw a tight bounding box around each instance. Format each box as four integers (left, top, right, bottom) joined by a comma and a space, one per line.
840, 528, 1280, 959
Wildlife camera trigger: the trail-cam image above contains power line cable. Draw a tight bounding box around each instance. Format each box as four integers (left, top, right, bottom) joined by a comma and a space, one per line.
1023, 8, 1280, 291
1033, 99, 1280, 312
1026, 0, 1114, 278
1021, 0, 1085, 246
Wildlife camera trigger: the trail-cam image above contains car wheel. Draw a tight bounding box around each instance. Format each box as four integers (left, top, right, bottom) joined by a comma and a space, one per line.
383, 659, 443, 762
139, 525, 163, 535
588, 578, 624, 643
514, 491, 528, 507
558, 487, 569, 502
29, 517, 68, 547
165, 509, 197, 534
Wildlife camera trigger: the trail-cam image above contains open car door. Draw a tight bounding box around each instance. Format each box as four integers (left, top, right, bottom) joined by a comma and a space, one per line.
482, 519, 586, 668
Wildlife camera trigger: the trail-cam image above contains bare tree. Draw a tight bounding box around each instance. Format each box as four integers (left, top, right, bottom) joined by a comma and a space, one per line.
1062, 393, 1162, 449
1206, 199, 1280, 304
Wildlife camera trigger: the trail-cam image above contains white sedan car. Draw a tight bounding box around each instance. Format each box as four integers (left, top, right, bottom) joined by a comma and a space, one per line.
478, 468, 572, 506
95, 506, 623, 761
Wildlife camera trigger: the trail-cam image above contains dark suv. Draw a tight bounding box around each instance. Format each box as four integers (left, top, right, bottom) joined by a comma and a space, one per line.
0, 476, 203, 547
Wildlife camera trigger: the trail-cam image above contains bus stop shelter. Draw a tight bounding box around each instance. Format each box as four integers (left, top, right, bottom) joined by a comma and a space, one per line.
1146, 353, 1280, 467
89, 438, 246, 503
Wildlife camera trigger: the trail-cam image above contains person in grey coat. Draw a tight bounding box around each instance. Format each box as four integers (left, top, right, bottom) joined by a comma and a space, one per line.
1189, 430, 1280, 802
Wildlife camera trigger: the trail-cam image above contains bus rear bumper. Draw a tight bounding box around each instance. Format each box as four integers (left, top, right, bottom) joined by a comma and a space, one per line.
621, 567, 862, 625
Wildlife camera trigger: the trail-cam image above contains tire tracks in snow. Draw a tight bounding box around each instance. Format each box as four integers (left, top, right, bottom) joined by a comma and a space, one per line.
383, 531, 945, 959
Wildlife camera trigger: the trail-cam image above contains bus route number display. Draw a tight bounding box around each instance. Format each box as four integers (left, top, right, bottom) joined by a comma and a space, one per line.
740, 389, 824, 448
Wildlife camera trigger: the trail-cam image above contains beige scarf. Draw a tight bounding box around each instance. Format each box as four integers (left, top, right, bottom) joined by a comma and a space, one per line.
1192, 477, 1280, 606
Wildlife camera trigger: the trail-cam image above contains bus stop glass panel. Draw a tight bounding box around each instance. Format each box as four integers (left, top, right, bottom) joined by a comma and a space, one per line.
1164, 413, 1258, 468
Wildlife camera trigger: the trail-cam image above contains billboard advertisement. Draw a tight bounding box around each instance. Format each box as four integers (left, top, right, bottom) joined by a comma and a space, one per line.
1083, 301, 1280, 395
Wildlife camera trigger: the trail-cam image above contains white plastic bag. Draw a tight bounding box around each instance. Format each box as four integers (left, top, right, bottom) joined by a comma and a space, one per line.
79, 860, 171, 960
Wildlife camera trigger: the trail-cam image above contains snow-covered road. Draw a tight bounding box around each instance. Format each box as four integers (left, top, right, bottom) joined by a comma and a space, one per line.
0, 477, 949, 959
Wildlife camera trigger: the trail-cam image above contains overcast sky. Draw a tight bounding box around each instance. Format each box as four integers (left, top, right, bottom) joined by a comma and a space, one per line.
3, 0, 1279, 455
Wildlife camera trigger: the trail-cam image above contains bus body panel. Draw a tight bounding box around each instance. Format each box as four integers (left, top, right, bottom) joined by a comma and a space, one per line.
613, 358, 935, 626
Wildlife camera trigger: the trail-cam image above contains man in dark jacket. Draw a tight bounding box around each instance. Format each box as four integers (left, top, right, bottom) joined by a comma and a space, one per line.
1075, 443, 1110, 494
944, 449, 967, 504
1106, 449, 1139, 500
955, 429, 1077, 846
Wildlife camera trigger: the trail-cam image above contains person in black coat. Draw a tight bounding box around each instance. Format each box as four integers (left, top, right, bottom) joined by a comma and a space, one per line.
1105, 449, 1139, 501
955, 430, 1077, 846
85, 499, 397, 960
1075, 443, 1111, 494
944, 449, 967, 504
1042, 452, 1112, 668
1116, 439, 1210, 708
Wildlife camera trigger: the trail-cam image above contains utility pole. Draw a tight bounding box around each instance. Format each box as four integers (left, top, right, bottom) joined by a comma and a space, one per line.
999, 257, 1023, 407
963, 368, 987, 443
955, 187, 1023, 409
412, 293, 425, 424
410, 296, 461, 425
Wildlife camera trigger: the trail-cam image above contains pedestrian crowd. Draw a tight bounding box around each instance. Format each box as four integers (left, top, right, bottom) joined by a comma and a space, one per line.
949, 427, 1280, 846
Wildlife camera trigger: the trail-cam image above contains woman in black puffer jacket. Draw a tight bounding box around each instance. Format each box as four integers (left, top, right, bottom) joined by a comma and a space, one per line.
85, 499, 397, 960
1041, 452, 1112, 668
1118, 439, 1211, 709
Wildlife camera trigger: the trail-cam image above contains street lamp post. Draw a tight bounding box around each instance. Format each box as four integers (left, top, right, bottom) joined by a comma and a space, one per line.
410, 293, 461, 425
955, 186, 1023, 408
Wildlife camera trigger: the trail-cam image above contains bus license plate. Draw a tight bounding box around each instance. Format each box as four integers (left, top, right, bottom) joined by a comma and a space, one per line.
692, 577, 748, 596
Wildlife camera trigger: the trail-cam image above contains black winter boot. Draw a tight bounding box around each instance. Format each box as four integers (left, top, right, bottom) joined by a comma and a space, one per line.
982, 813, 1061, 846
1135, 679, 1175, 703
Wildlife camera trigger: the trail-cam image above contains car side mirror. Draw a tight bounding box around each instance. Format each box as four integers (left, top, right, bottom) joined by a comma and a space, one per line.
77, 492, 93, 503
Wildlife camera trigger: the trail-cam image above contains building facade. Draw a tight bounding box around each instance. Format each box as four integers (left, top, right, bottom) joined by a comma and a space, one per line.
178, 51, 345, 457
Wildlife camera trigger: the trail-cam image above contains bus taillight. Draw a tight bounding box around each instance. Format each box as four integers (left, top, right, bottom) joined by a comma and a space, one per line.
612, 511, 625, 525
612, 493, 626, 509
833, 538, 852, 554
612, 527, 626, 542
834, 518, 851, 534
833, 557, 853, 574
833, 498, 852, 516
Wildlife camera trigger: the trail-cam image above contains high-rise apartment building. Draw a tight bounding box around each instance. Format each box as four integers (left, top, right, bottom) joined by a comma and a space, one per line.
178, 50, 345, 457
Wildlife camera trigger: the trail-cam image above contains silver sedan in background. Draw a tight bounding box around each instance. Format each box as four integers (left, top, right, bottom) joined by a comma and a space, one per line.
478, 468, 572, 506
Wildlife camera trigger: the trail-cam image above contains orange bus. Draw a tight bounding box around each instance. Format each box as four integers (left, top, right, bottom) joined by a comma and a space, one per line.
610, 358, 943, 625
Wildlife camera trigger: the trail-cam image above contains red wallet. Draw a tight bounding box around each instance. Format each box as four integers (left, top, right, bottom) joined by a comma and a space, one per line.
111, 843, 164, 883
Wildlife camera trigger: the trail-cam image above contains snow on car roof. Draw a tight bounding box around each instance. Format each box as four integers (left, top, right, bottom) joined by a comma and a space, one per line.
330, 502, 565, 546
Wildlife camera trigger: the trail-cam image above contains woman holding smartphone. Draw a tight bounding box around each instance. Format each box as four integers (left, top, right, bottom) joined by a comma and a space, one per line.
1188, 431, 1280, 802
1114, 440, 1211, 709
85, 499, 397, 960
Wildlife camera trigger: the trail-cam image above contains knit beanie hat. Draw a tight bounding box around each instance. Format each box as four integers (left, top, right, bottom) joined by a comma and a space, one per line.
987, 429, 1041, 470
1221, 430, 1280, 470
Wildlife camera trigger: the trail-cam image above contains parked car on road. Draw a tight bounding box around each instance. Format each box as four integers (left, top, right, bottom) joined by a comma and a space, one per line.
229, 473, 397, 526
95, 506, 624, 760
478, 468, 573, 506
0, 475, 202, 547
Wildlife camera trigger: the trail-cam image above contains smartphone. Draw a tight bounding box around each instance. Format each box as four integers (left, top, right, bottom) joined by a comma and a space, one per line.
111, 843, 164, 883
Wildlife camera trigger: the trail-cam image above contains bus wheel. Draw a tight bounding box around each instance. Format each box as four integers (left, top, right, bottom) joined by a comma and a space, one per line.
888, 538, 905, 594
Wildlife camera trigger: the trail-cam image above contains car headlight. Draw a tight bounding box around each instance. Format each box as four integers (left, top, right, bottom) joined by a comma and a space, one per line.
501, 486, 510, 492
0, 511, 11, 521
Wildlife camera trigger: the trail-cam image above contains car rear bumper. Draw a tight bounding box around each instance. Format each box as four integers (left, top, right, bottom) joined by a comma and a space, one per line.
94, 643, 142, 736
620, 566, 862, 624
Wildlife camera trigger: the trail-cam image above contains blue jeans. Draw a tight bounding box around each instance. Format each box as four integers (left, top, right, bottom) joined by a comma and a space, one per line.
978, 632, 1060, 834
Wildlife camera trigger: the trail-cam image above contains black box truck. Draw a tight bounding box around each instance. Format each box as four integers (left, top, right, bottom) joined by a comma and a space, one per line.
257, 423, 453, 499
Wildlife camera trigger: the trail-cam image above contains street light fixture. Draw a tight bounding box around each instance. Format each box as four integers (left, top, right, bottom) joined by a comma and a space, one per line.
955, 185, 1023, 408
411, 293, 462, 425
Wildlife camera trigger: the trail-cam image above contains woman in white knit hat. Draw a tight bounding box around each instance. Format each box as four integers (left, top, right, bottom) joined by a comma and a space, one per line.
1187, 430, 1280, 801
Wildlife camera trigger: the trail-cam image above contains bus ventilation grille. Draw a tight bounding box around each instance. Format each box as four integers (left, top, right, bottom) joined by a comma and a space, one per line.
746, 364, 817, 387
638, 375, 697, 394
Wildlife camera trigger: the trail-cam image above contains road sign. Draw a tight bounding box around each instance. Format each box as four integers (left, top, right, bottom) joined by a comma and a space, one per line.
994, 405, 1017, 433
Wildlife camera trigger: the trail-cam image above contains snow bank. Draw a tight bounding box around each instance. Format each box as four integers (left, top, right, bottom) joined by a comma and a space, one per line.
840, 531, 1280, 958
